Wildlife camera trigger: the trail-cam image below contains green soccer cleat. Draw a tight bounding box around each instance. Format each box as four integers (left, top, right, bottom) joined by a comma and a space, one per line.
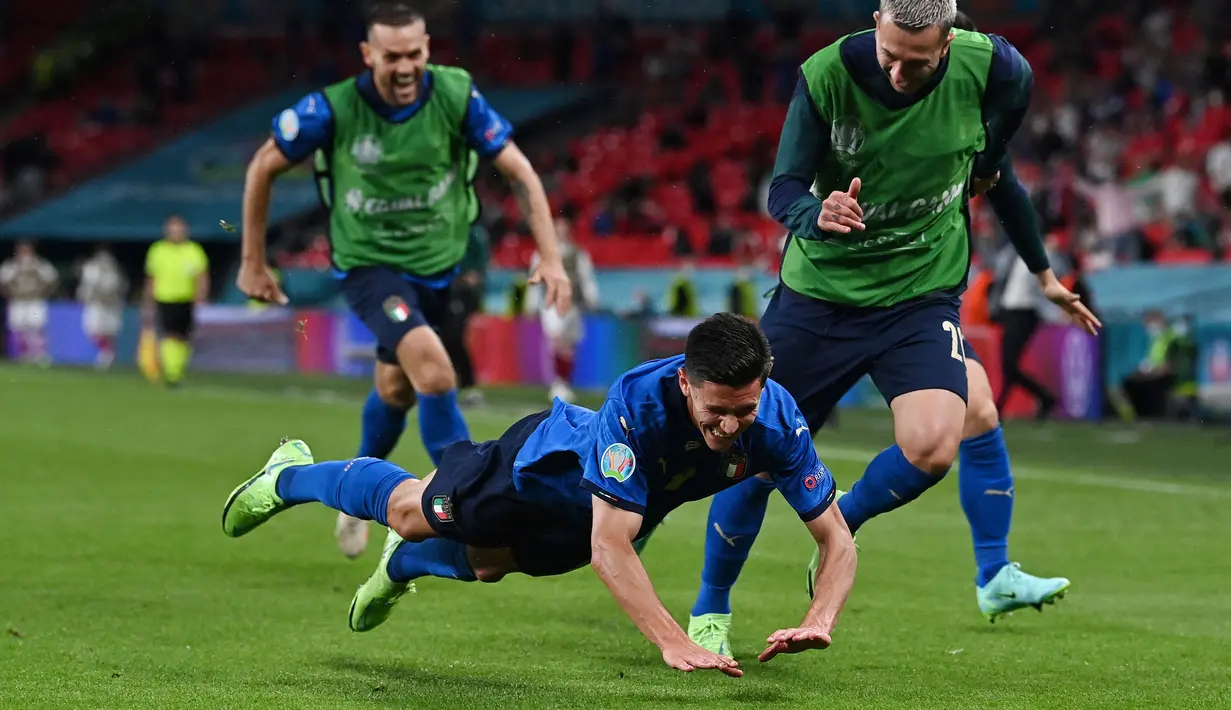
221, 438, 314, 538
688, 613, 732, 656
976, 562, 1071, 623
806, 490, 853, 599
349, 527, 416, 632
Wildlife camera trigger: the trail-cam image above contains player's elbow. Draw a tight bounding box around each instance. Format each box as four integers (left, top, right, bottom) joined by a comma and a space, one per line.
246, 139, 291, 183
589, 534, 629, 573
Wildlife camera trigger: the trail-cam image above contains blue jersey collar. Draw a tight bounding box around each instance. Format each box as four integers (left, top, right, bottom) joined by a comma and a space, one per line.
356, 69, 435, 123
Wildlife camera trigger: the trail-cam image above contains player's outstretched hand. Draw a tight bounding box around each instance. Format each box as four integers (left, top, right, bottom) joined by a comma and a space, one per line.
237, 263, 289, 305
1038, 272, 1102, 335
818, 177, 864, 234
662, 641, 743, 678
757, 627, 832, 663
528, 258, 574, 314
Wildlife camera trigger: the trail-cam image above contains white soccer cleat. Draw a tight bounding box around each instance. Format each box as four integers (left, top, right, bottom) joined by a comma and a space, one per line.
549, 379, 575, 404
335, 512, 369, 559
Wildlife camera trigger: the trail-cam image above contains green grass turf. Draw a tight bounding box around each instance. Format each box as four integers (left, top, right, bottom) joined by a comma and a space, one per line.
2, 365, 1229, 709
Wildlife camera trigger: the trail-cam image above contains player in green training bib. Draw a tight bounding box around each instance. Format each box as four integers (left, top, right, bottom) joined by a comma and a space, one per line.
687, 0, 1101, 653
238, 2, 572, 560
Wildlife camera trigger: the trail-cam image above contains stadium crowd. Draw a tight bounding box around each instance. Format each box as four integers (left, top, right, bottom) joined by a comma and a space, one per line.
2, 1, 1231, 274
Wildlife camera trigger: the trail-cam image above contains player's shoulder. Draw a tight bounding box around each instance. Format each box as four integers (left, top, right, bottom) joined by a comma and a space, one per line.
751, 379, 809, 441
428, 63, 474, 85
950, 28, 994, 50
606, 356, 682, 431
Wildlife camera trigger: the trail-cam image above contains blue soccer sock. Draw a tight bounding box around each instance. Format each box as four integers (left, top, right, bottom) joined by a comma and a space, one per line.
274, 458, 414, 528
838, 445, 946, 535
690, 476, 776, 617
386, 537, 478, 584
959, 426, 1014, 586
358, 388, 410, 459
417, 390, 470, 467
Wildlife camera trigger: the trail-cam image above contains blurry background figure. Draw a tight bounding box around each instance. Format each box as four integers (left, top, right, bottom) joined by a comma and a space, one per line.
1116, 311, 1200, 421
528, 218, 598, 404
989, 234, 1076, 418
443, 224, 491, 408
726, 265, 759, 320
666, 260, 699, 317
142, 215, 209, 388
76, 244, 128, 370
0, 240, 58, 365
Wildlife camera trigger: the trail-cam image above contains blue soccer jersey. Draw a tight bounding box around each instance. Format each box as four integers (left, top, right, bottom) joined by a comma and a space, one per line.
512, 355, 837, 532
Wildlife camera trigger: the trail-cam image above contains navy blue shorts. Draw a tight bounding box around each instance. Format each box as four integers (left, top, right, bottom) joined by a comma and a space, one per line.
963, 336, 982, 365
336, 266, 453, 365
762, 285, 971, 431
421, 410, 592, 578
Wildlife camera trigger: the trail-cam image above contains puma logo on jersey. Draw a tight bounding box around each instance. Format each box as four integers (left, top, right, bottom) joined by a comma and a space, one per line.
713, 523, 743, 548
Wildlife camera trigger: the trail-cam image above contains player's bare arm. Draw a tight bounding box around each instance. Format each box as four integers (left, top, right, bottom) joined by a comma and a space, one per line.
492, 142, 573, 312
238, 138, 294, 304
759, 502, 856, 662
589, 496, 743, 677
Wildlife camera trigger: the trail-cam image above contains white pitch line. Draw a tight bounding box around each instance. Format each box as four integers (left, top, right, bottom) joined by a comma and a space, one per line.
817, 445, 1231, 500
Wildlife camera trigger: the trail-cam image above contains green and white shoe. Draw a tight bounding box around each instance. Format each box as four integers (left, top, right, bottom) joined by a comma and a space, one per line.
221, 438, 314, 538
688, 613, 732, 656
349, 527, 416, 632
977, 562, 1070, 623
806, 490, 853, 599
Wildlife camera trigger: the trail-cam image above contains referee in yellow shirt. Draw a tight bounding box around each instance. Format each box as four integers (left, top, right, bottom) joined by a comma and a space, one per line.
143, 215, 209, 386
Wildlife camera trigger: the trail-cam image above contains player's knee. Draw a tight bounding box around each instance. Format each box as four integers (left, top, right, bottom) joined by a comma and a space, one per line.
473, 566, 507, 583
396, 328, 457, 394
375, 369, 416, 408
899, 432, 961, 476
963, 392, 1000, 439
411, 361, 457, 395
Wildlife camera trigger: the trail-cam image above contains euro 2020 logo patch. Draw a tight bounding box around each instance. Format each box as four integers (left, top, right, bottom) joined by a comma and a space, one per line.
831, 116, 865, 165
277, 109, 300, 141
600, 443, 636, 483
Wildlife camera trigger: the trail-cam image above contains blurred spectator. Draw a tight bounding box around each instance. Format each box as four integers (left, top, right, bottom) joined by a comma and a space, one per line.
76, 244, 128, 370
1116, 311, 1200, 420
0, 240, 58, 365
443, 224, 491, 407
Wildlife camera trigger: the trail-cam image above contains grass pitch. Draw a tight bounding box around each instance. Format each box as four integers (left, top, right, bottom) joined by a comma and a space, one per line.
2, 366, 1229, 709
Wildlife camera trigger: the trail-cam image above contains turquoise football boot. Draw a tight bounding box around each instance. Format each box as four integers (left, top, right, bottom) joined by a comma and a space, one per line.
222, 438, 314, 538
977, 562, 1070, 623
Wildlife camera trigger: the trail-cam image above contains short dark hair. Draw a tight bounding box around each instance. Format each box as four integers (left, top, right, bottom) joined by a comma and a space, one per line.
365, 1, 424, 31
952, 9, 976, 31
684, 313, 773, 388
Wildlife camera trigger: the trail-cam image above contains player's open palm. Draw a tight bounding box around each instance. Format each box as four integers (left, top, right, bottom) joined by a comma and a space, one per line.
1039, 276, 1101, 335
818, 177, 865, 234
237, 263, 288, 305
662, 642, 743, 678
529, 258, 573, 313
758, 627, 832, 662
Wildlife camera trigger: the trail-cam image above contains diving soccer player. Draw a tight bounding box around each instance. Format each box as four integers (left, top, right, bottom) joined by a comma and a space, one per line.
222, 314, 856, 675
686, 0, 1102, 652
238, 2, 572, 559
